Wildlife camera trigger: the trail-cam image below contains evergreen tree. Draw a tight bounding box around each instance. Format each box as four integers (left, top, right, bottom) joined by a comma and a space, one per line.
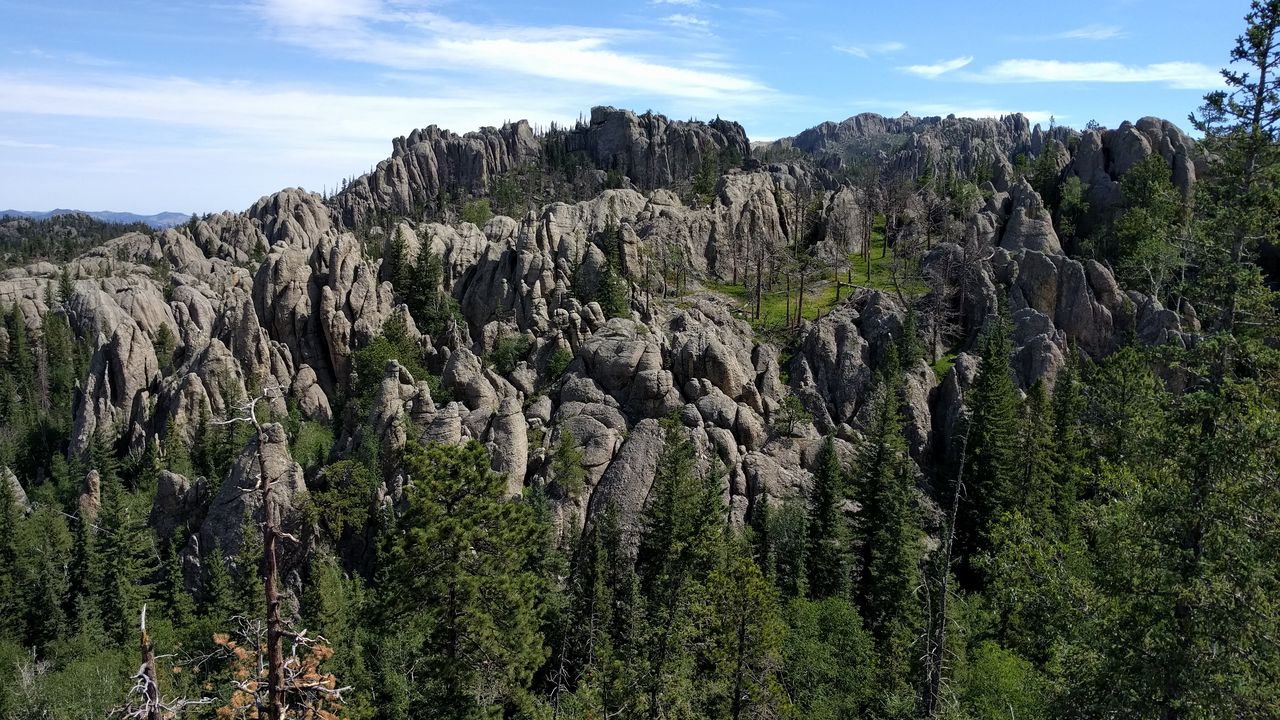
806, 435, 850, 599
635, 418, 725, 719
1083, 380, 1280, 717
1050, 352, 1087, 538
201, 543, 236, 626
0, 469, 19, 640
853, 344, 923, 714
1189, 0, 1280, 343
17, 504, 72, 649
378, 441, 547, 719
158, 530, 194, 631
92, 475, 154, 645
955, 316, 1021, 586
1016, 379, 1058, 531
782, 596, 877, 720
701, 538, 788, 720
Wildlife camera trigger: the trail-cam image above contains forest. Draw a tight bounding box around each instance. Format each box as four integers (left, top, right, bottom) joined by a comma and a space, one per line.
0, 4, 1279, 720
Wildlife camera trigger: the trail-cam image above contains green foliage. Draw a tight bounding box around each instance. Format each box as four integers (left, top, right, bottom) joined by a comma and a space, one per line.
290, 420, 334, 470
1109, 153, 1184, 296
700, 539, 789, 720
634, 418, 726, 717
550, 429, 587, 499
461, 198, 493, 226
782, 596, 877, 720
488, 332, 531, 375
377, 441, 548, 717
805, 435, 849, 599
92, 476, 155, 645
960, 641, 1052, 720
956, 316, 1022, 587
774, 392, 812, 435
310, 459, 378, 542
853, 346, 923, 701
400, 247, 464, 340
545, 346, 573, 379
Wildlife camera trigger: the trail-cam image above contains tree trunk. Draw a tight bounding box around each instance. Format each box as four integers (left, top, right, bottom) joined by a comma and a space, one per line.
258, 429, 286, 720
141, 625, 161, 720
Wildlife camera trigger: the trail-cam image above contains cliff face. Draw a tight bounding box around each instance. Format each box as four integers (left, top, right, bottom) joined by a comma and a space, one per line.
0, 106, 1199, 580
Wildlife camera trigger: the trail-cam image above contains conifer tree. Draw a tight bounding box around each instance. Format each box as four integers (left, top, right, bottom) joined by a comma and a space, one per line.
955, 316, 1021, 586
806, 435, 849, 599
0, 469, 19, 640
702, 538, 788, 720
1016, 379, 1057, 531
379, 441, 547, 718
93, 475, 155, 645
17, 505, 72, 649
635, 418, 725, 719
853, 344, 923, 712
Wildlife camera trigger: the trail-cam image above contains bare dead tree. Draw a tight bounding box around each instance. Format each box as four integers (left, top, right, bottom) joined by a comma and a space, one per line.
114, 605, 211, 720
215, 387, 290, 720
216, 615, 352, 718
924, 427, 969, 718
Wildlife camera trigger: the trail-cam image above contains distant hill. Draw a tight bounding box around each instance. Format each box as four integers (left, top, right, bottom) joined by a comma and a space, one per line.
0, 208, 189, 229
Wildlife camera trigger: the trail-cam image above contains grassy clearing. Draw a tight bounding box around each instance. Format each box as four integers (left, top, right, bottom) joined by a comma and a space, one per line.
706, 278, 844, 333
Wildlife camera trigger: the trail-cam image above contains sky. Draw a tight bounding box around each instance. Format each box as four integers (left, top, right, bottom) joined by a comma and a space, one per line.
0, 0, 1251, 214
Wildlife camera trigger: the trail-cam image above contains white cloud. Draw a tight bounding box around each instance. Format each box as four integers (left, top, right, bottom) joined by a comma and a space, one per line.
834, 41, 905, 59
0, 71, 587, 211
976, 59, 1221, 89
664, 13, 710, 28
651, 0, 701, 4
251, 0, 764, 101
1053, 24, 1127, 41
900, 56, 973, 78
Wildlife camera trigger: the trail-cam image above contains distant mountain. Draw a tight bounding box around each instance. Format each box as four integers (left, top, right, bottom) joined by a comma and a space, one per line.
0, 208, 190, 229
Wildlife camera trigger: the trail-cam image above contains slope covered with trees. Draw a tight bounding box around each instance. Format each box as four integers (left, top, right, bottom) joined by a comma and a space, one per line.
0, 4, 1278, 719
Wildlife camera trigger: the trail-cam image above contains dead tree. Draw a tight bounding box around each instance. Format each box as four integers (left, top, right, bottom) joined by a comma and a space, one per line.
115, 605, 210, 719
215, 387, 290, 720
924, 428, 969, 718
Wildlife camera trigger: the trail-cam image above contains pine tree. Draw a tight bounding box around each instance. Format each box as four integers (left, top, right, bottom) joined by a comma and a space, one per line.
701, 538, 788, 720
1017, 379, 1058, 532
1050, 352, 1087, 539
92, 475, 154, 644
17, 504, 72, 649
202, 542, 236, 625
1085, 380, 1280, 717
379, 441, 547, 718
158, 530, 195, 631
0, 468, 20, 640
806, 435, 849, 599
635, 418, 725, 719
853, 344, 923, 712
1189, 0, 1280, 343
956, 316, 1021, 587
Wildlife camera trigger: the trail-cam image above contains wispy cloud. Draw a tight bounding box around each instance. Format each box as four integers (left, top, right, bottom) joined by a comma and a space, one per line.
834, 41, 906, 59
900, 56, 973, 78
664, 13, 710, 28
251, 0, 765, 102
651, 0, 701, 5
1053, 24, 1127, 41
974, 59, 1221, 89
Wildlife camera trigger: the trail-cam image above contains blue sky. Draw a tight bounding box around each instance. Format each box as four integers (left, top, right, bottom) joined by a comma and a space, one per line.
0, 0, 1248, 214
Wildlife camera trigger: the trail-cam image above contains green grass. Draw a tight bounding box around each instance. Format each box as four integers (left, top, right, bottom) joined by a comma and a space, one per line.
843, 220, 928, 297
706, 278, 844, 334
930, 351, 959, 380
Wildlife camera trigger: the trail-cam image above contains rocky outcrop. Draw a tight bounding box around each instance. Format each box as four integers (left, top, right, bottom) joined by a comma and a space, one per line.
187, 424, 310, 588
335, 107, 750, 229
